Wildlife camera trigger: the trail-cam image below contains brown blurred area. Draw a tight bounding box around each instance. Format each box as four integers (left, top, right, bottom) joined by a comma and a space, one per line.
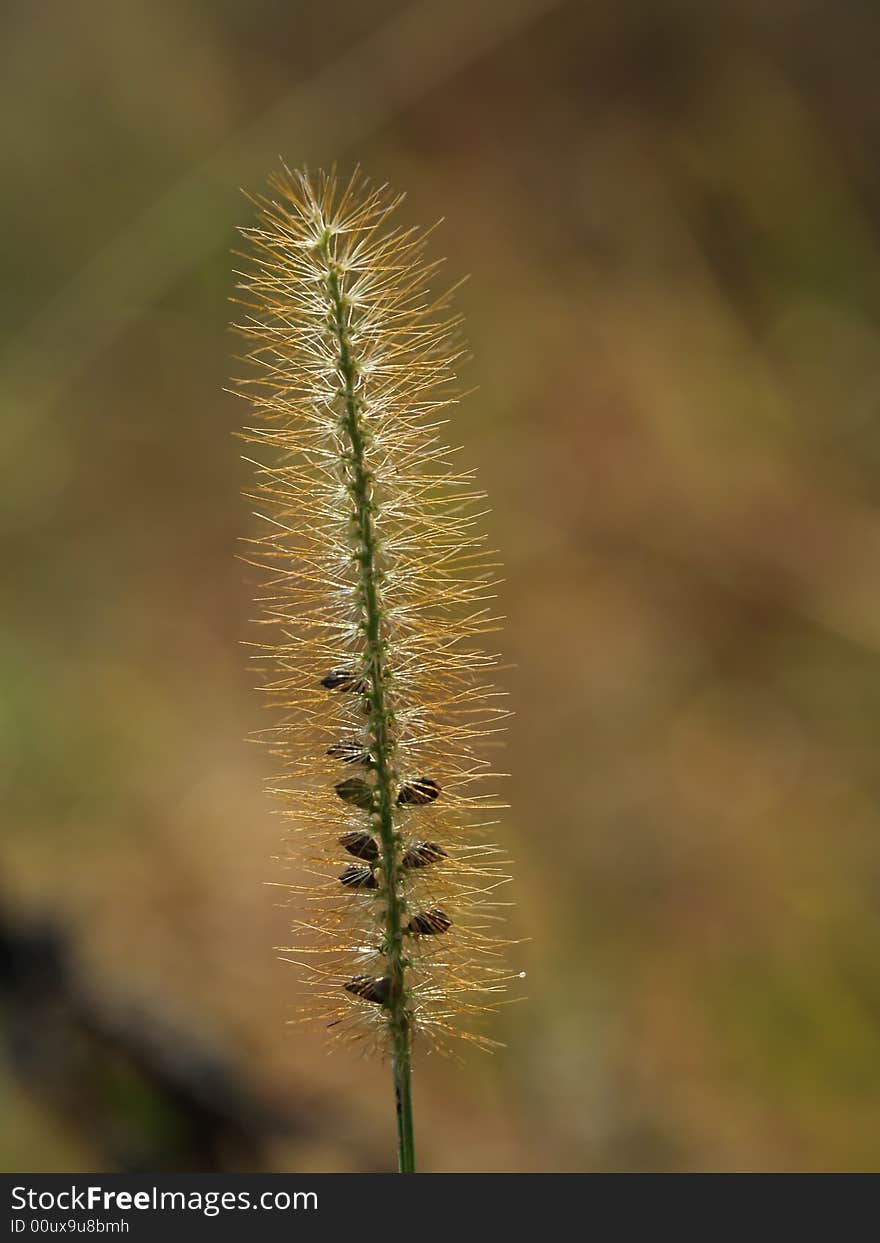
2, 0, 880, 1172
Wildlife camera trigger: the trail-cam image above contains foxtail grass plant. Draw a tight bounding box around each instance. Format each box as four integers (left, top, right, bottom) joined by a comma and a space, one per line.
233, 167, 514, 1173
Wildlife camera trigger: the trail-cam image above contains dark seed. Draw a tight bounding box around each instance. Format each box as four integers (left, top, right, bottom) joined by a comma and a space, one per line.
327, 739, 370, 765
402, 841, 448, 869
321, 669, 366, 693
344, 975, 391, 1005
335, 777, 374, 810
397, 777, 440, 806
338, 864, 378, 890
338, 831, 379, 862
407, 908, 452, 936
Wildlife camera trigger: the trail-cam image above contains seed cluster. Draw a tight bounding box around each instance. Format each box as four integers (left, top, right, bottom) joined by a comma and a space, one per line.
320, 669, 452, 1002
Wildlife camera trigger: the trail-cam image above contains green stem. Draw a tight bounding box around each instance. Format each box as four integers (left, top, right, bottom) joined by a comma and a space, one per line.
320, 236, 416, 1174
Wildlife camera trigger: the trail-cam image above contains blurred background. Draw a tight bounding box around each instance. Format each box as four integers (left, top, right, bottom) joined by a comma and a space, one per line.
2, 0, 880, 1172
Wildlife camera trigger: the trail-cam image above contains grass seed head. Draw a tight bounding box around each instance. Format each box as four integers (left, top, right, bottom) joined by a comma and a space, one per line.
235, 166, 516, 1060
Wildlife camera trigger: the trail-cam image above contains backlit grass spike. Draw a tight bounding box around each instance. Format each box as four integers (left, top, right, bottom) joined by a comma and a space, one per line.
233, 166, 514, 1173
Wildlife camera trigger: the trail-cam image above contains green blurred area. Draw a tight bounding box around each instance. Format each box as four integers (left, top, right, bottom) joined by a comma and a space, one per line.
3, 0, 880, 1171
